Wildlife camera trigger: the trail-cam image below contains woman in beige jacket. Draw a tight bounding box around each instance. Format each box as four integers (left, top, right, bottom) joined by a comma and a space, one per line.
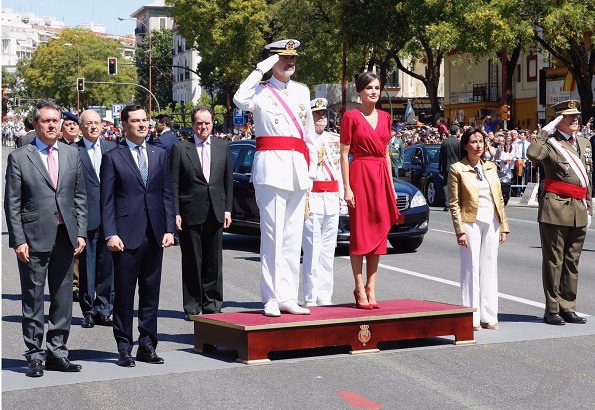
448, 128, 510, 331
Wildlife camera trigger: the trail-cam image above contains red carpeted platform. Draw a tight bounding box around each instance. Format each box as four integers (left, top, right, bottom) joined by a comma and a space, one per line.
192, 299, 475, 364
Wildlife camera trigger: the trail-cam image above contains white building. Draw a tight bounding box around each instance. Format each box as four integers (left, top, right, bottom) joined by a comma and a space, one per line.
172, 25, 201, 105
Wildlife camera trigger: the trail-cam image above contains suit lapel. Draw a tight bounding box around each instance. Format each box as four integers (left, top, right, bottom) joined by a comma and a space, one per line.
184, 139, 204, 180
26, 143, 54, 189
147, 145, 158, 187
77, 140, 99, 184
56, 142, 69, 191
117, 144, 144, 187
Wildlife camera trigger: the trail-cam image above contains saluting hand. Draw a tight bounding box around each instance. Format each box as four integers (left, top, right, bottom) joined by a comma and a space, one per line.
256, 54, 279, 74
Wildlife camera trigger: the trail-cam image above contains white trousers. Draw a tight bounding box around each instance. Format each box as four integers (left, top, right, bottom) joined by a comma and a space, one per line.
459, 217, 500, 326
254, 184, 307, 304
302, 212, 339, 305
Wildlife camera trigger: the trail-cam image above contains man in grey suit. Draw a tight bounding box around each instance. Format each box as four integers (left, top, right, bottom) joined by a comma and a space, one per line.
169, 107, 233, 319
4, 101, 88, 377
76, 109, 117, 329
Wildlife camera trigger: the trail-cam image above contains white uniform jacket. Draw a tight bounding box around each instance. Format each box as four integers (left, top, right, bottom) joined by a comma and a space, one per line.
233, 72, 316, 191
309, 131, 343, 215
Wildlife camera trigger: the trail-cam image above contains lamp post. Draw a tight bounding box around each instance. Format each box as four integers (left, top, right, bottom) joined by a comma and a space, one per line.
63, 43, 80, 114
118, 16, 152, 121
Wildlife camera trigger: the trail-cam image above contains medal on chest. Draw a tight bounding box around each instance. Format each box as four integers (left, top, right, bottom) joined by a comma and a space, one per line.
585, 147, 593, 173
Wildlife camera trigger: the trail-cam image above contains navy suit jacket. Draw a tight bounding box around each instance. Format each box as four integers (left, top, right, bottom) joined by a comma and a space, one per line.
152, 130, 178, 155
77, 138, 117, 231
100, 141, 176, 249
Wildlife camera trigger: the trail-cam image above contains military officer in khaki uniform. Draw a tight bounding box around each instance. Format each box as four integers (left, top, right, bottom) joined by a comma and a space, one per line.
527, 100, 592, 326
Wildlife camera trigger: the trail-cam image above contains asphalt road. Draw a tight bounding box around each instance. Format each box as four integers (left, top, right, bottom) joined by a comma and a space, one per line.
2, 145, 595, 409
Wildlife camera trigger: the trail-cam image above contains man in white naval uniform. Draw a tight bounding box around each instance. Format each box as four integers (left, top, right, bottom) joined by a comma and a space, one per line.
233, 39, 316, 317
302, 98, 343, 306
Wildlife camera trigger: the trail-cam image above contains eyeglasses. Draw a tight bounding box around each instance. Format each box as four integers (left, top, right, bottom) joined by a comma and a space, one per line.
473, 166, 483, 181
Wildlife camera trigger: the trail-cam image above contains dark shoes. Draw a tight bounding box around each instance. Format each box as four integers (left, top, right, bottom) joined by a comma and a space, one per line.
560, 311, 587, 324
117, 350, 136, 367
26, 359, 44, 377
95, 315, 113, 326
45, 357, 82, 372
136, 346, 164, 364
73, 290, 80, 303
82, 313, 113, 328
81, 314, 95, 328
544, 313, 566, 325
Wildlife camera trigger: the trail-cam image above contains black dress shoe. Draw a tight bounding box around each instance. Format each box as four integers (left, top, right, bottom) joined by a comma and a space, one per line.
95, 315, 113, 326
117, 350, 136, 367
73, 290, 80, 303
45, 357, 82, 372
544, 312, 566, 325
184, 313, 198, 321
136, 346, 164, 364
26, 359, 44, 377
560, 311, 587, 324
81, 313, 95, 328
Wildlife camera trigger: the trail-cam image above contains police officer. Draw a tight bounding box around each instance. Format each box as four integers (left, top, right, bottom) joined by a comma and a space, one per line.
388, 127, 404, 179
301, 98, 343, 306
527, 100, 592, 326
233, 39, 316, 317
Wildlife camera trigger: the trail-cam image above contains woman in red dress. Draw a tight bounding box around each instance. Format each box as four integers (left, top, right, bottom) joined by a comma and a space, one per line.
340, 72, 400, 309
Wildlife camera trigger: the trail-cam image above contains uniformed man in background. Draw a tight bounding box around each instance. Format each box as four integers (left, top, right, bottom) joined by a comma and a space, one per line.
527, 100, 592, 326
301, 98, 343, 306
233, 39, 316, 317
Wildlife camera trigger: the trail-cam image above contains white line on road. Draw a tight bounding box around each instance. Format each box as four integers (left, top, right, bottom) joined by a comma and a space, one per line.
429, 228, 453, 234
341, 257, 589, 316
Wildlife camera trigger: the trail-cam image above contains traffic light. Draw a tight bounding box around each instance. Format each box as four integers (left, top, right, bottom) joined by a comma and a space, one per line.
502, 104, 511, 121
108, 57, 118, 75
77, 78, 85, 92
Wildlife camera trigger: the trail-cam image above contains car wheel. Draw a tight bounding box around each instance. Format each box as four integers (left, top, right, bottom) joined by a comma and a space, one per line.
424, 179, 443, 207
389, 237, 424, 252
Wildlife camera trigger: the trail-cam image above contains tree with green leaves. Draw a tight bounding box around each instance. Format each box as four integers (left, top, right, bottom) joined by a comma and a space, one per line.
22, 28, 136, 112
135, 28, 174, 115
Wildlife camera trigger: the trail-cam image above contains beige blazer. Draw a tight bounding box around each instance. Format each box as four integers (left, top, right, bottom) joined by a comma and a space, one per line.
448, 158, 509, 235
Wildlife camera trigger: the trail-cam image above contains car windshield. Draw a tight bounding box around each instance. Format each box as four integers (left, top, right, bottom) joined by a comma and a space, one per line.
425, 147, 440, 164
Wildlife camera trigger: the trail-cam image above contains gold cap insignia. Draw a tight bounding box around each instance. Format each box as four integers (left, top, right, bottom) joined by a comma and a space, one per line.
286, 40, 295, 51
568, 101, 576, 109
315, 99, 324, 108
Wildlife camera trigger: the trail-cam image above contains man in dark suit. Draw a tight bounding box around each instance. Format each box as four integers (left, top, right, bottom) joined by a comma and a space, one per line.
169, 107, 233, 319
76, 109, 117, 329
527, 100, 592, 326
100, 105, 176, 367
153, 114, 178, 155
16, 117, 36, 148
439, 124, 461, 211
4, 101, 87, 377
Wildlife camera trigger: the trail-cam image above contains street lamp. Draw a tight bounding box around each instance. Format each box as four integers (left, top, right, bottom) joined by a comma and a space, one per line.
63, 43, 81, 114
118, 16, 152, 121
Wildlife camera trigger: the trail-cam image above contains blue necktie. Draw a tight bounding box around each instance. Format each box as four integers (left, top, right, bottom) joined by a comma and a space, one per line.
136, 145, 148, 187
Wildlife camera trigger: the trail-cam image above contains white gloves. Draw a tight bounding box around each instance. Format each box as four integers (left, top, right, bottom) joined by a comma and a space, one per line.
256, 55, 279, 74
542, 115, 563, 135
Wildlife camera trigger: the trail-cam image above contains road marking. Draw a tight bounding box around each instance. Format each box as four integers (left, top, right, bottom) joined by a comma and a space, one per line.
430, 228, 453, 234
340, 257, 588, 316
336, 391, 383, 410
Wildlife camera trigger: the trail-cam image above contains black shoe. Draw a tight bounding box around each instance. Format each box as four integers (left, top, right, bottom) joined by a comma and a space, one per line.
136, 346, 164, 364
117, 350, 135, 367
559, 311, 587, 324
95, 315, 113, 327
544, 312, 566, 325
26, 359, 44, 377
73, 290, 80, 303
45, 357, 82, 372
184, 312, 198, 321
81, 313, 95, 328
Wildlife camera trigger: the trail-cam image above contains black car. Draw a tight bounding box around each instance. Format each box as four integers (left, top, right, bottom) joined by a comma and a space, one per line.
226, 140, 430, 252
401, 144, 510, 206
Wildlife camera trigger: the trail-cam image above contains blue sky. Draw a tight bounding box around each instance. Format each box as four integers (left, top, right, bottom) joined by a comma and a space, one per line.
2, 0, 151, 35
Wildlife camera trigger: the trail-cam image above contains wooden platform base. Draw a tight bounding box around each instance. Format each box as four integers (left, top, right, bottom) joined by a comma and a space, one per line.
192, 299, 475, 364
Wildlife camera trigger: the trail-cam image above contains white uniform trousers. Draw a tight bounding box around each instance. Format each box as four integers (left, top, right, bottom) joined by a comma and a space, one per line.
302, 212, 339, 305
254, 184, 307, 304
459, 216, 500, 326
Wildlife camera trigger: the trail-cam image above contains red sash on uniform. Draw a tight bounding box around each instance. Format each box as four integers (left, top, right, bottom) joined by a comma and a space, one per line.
544, 178, 587, 199
311, 180, 339, 193
256, 136, 310, 169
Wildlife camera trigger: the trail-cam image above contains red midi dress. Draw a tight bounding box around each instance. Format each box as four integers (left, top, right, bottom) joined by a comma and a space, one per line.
340, 109, 400, 254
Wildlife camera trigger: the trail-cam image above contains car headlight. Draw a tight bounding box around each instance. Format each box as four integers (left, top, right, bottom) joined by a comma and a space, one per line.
409, 190, 427, 208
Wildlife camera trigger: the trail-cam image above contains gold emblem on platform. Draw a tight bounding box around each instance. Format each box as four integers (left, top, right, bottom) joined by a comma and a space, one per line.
358, 324, 371, 346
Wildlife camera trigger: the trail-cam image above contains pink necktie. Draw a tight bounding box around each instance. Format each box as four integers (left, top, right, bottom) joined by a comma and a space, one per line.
202, 141, 210, 182
48, 146, 63, 223
47, 146, 58, 188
